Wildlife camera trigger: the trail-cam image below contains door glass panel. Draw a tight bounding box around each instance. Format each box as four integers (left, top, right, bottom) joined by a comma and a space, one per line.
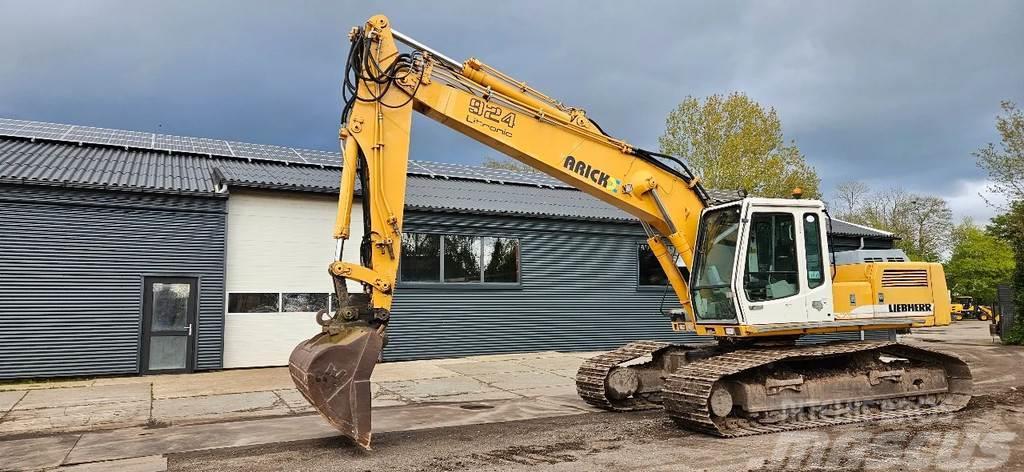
151, 283, 190, 330
803, 213, 825, 289
148, 335, 187, 370
282, 293, 329, 312
744, 213, 799, 302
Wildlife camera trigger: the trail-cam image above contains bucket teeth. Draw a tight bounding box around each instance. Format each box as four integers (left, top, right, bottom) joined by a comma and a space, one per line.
288, 326, 384, 449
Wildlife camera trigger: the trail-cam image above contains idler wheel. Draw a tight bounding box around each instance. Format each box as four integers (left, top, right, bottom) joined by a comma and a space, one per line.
709, 383, 734, 418
606, 367, 639, 400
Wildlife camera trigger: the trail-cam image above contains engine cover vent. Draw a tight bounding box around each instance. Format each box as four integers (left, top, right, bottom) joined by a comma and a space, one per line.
881, 269, 929, 287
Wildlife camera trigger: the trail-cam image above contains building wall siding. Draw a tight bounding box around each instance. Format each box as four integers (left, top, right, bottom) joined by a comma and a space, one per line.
0, 184, 226, 379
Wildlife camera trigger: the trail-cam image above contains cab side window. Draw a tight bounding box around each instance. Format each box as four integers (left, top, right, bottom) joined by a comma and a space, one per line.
744, 213, 799, 301
803, 213, 825, 289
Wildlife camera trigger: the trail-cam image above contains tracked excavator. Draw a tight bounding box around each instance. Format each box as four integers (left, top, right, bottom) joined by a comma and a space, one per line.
289, 15, 973, 449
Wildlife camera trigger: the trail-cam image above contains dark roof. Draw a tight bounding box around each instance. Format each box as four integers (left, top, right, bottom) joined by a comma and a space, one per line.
826, 218, 895, 239
0, 118, 893, 238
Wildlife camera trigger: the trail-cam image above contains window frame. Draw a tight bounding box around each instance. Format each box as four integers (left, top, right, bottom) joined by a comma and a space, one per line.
398, 231, 522, 290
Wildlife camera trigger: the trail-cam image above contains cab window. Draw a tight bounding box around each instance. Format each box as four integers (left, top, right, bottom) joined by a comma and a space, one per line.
803, 213, 825, 289
744, 213, 799, 302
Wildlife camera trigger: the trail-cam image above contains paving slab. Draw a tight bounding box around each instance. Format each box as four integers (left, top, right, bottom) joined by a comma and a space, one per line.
150, 368, 293, 399
0, 380, 97, 393
14, 384, 151, 411
472, 371, 573, 391
55, 455, 167, 472
508, 384, 579, 398
0, 434, 81, 471
1, 400, 150, 436
63, 396, 591, 465
62, 416, 337, 465
418, 390, 520, 403
378, 376, 495, 401
0, 391, 26, 415
371, 362, 460, 382
457, 352, 563, 363
440, 360, 535, 376
152, 391, 289, 424
513, 355, 586, 373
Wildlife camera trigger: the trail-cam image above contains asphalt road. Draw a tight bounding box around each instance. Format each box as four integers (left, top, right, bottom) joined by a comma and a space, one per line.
171, 322, 1024, 471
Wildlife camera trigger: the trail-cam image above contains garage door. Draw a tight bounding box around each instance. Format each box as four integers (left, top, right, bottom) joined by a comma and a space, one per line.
223, 190, 362, 368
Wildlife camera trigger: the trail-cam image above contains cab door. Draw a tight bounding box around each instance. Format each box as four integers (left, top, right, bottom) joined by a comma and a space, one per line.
738, 208, 807, 324
800, 211, 833, 323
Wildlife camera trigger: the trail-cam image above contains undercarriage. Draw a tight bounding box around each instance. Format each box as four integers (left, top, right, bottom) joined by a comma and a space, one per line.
575, 340, 972, 436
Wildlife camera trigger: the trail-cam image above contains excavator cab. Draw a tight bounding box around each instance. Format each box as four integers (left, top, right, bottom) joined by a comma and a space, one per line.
689, 198, 833, 329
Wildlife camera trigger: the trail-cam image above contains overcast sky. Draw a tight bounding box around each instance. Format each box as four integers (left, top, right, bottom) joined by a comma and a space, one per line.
1, 1, 1021, 223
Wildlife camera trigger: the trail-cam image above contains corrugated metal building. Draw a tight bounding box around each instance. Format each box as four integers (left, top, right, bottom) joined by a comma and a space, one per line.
0, 118, 897, 379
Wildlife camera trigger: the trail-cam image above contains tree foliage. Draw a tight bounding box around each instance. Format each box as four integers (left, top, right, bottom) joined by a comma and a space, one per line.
974, 101, 1024, 344
944, 219, 1014, 303
659, 92, 820, 198
975, 101, 1024, 200
481, 155, 537, 173
830, 181, 953, 262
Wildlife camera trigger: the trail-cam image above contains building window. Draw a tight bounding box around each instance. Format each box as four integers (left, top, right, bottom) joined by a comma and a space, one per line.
444, 235, 482, 283
228, 293, 280, 313
483, 237, 519, 283
400, 233, 441, 282
400, 232, 519, 284
282, 293, 329, 312
638, 243, 668, 286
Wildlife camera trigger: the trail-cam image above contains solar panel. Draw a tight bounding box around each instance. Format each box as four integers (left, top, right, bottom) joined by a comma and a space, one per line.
191, 137, 233, 156
0, 117, 576, 189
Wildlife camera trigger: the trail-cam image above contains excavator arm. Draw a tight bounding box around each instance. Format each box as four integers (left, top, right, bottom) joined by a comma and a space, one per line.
289, 15, 710, 448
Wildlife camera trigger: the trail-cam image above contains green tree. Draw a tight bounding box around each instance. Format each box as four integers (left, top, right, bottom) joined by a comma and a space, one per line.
944, 219, 1014, 303
974, 101, 1024, 344
659, 92, 820, 198
481, 155, 536, 173
975, 101, 1024, 199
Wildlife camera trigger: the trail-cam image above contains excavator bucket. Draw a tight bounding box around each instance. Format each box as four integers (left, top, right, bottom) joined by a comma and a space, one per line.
288, 325, 384, 449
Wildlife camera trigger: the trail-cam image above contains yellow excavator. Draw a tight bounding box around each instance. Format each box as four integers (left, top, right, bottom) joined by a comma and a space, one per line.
289, 15, 972, 448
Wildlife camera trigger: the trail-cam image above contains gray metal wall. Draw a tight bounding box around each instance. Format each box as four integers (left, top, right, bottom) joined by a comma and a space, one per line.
0, 184, 227, 379
388, 211, 890, 360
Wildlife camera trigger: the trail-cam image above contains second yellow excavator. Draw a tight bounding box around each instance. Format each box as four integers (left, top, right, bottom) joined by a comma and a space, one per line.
289, 15, 972, 448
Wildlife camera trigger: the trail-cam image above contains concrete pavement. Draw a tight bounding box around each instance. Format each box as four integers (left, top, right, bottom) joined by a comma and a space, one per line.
0, 350, 600, 471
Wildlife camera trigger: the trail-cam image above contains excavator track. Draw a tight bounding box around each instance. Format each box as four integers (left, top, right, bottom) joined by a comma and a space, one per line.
575, 341, 674, 411
662, 341, 972, 437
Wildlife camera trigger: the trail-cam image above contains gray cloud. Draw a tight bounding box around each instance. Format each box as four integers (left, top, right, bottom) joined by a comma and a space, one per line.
1, 0, 1021, 221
